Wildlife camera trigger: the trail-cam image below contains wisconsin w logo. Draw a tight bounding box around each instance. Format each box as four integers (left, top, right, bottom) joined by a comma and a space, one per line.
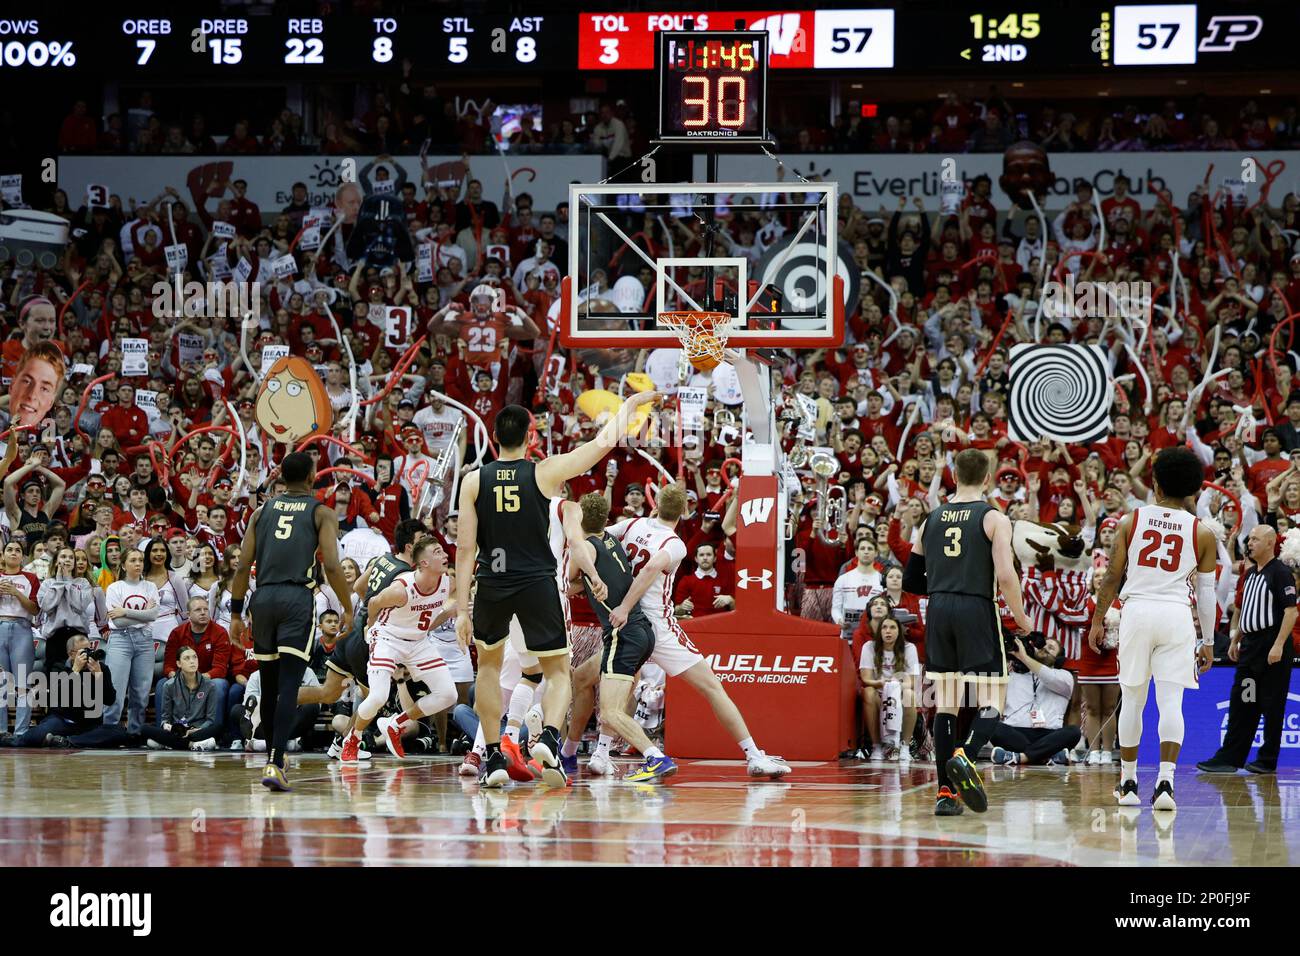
741, 497, 775, 527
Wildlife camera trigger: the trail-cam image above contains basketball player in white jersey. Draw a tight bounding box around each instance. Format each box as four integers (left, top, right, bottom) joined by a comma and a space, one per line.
606, 483, 790, 778
1087, 447, 1216, 811
345, 540, 458, 759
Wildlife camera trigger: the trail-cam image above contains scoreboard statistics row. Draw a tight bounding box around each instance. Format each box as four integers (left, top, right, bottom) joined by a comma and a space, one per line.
0, 5, 1289, 74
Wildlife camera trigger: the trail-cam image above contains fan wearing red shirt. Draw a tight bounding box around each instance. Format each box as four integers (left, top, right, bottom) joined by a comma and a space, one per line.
432, 284, 540, 368
1248, 429, 1291, 499
1100, 175, 1141, 227
99, 382, 151, 449
673, 542, 736, 618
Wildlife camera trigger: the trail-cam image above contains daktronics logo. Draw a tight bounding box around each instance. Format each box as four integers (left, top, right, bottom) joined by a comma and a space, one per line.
740, 496, 774, 526
1199, 15, 1263, 53
708, 652, 835, 684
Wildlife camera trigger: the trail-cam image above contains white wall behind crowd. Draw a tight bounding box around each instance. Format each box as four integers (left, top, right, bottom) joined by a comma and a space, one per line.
59, 154, 605, 215
698, 151, 1299, 210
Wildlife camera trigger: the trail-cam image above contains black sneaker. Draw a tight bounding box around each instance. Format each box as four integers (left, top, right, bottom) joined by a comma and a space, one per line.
481, 749, 510, 788
934, 786, 964, 816
1114, 778, 1140, 806
945, 747, 988, 813
531, 728, 567, 789
1244, 761, 1276, 775
1152, 779, 1176, 811
1195, 760, 1239, 774
47, 735, 73, 749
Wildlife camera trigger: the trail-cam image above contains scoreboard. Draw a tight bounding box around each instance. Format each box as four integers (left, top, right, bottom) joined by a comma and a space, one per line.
0, 5, 1289, 74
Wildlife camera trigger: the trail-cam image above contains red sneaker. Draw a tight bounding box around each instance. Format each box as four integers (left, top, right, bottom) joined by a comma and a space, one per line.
458, 751, 483, 777
378, 715, 406, 759
340, 732, 360, 763
500, 735, 534, 782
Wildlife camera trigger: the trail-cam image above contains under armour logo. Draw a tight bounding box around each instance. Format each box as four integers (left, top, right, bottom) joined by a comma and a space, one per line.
1199, 15, 1262, 52
737, 568, 773, 590
740, 497, 775, 527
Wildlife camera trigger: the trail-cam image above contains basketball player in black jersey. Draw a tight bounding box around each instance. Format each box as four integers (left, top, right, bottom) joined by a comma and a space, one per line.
455, 392, 659, 787
230, 452, 354, 792
569, 492, 675, 781
298, 519, 429, 761
903, 449, 1033, 816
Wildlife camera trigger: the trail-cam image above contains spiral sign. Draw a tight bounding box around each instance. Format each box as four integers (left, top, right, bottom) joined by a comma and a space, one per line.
1008, 344, 1112, 444
756, 237, 859, 331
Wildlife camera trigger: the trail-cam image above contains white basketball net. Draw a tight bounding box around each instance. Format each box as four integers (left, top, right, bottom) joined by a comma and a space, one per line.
660, 311, 735, 370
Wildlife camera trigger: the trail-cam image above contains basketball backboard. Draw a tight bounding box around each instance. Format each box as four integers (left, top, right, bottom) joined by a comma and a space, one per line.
559, 182, 847, 350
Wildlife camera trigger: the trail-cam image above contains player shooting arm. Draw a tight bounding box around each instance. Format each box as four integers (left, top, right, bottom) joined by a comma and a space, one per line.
561, 502, 606, 601
989, 509, 1032, 632
453, 471, 480, 624
610, 549, 675, 627
366, 579, 408, 621
315, 506, 353, 631
534, 390, 660, 496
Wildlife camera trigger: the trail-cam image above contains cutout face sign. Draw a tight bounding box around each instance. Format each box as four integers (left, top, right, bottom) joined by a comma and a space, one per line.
255, 355, 332, 443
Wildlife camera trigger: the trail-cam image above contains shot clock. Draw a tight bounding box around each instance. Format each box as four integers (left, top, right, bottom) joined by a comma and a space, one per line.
656, 30, 768, 143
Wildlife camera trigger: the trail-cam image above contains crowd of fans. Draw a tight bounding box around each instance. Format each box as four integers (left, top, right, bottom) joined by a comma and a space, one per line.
4, 99, 1300, 764
56, 85, 1300, 159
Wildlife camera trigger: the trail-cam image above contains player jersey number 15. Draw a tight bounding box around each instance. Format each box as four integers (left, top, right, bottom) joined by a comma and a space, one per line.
494, 485, 520, 512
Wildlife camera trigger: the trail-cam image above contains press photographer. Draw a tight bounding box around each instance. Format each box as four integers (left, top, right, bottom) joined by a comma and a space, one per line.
2, 627, 115, 748
989, 633, 1082, 766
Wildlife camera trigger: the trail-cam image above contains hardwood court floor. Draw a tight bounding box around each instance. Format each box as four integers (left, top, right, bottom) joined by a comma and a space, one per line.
0, 751, 1294, 866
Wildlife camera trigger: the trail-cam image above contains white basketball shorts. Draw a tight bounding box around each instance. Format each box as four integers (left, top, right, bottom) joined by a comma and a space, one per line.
1117, 599, 1198, 689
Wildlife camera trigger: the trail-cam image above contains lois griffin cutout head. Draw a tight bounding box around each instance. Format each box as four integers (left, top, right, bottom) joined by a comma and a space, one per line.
255, 355, 332, 443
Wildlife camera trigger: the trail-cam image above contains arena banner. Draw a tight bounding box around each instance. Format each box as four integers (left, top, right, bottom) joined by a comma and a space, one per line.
1137, 664, 1300, 763
57, 153, 605, 218
697, 151, 1297, 210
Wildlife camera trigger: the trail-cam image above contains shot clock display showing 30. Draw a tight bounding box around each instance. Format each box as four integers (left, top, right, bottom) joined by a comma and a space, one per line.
657, 31, 768, 143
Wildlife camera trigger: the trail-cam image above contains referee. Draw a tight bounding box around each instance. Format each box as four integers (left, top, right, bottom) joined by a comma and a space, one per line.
1198, 526, 1296, 775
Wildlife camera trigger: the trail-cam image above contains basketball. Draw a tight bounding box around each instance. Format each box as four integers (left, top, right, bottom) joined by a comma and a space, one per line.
690, 333, 725, 372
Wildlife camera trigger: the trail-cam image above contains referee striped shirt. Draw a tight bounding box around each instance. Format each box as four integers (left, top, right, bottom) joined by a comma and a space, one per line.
1237, 558, 1296, 637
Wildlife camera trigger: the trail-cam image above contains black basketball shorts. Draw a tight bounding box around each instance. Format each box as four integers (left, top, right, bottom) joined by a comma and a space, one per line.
924, 592, 1007, 683
325, 630, 371, 692
600, 617, 655, 681
473, 577, 569, 658
249, 584, 316, 663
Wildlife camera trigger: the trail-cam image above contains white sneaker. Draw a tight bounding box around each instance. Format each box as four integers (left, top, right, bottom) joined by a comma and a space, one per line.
230, 739, 244, 752
524, 704, 544, 751
898, 748, 912, 767
747, 752, 791, 778
146, 738, 165, 750
286, 739, 302, 753
588, 749, 617, 776
1100, 750, 1114, 765
870, 746, 884, 761
189, 737, 217, 752
1086, 750, 1101, 766
251, 739, 267, 753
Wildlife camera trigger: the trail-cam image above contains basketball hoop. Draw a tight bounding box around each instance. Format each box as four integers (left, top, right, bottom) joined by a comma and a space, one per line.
660, 310, 734, 373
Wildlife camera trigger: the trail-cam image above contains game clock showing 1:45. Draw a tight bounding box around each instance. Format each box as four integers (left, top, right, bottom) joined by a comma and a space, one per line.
964, 12, 1042, 63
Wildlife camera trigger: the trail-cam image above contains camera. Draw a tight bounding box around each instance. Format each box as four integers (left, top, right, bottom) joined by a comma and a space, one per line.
1006, 629, 1047, 674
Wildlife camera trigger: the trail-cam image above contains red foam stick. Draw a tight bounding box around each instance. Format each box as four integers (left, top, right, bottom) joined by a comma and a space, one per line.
296, 433, 371, 466
316, 465, 378, 488
58, 279, 90, 341
358, 335, 427, 406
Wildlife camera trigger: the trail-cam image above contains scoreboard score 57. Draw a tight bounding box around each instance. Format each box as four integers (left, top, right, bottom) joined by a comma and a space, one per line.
657, 31, 768, 143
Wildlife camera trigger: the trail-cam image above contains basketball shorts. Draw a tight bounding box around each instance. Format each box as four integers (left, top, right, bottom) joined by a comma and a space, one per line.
325, 630, 371, 691
924, 592, 1007, 683
473, 577, 568, 658
368, 633, 449, 686
648, 615, 705, 678
1117, 599, 1198, 689
250, 584, 316, 663
601, 617, 655, 681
